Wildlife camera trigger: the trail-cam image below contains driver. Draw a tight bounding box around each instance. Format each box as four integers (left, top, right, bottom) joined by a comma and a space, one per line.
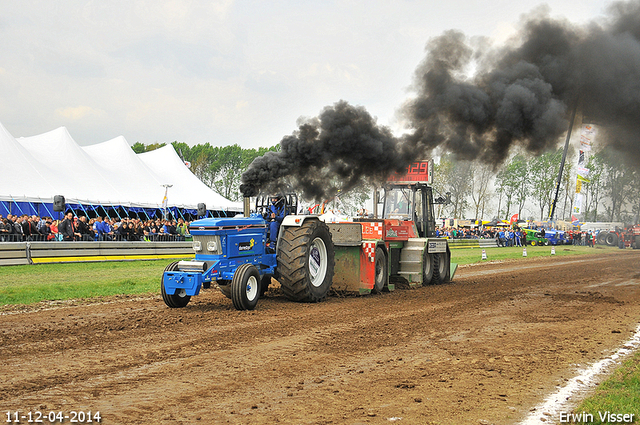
268, 195, 285, 249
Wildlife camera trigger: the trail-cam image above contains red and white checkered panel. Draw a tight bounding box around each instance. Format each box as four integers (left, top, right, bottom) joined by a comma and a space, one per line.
362, 222, 383, 239
362, 242, 376, 262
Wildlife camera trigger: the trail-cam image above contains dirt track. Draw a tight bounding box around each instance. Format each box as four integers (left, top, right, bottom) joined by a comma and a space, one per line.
2, 250, 640, 424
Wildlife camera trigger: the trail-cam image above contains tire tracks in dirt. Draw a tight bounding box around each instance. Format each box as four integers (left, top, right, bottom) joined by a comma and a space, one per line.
1, 251, 639, 424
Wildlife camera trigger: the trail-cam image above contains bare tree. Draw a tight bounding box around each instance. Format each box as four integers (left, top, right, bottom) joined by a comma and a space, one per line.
529, 149, 562, 220
469, 162, 494, 220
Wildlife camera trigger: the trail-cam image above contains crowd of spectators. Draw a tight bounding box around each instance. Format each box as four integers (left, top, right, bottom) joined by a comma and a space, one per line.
436, 226, 503, 239
435, 226, 527, 247
0, 213, 190, 242
565, 230, 595, 246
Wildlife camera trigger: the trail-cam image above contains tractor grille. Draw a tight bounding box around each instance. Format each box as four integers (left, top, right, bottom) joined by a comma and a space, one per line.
192, 235, 223, 255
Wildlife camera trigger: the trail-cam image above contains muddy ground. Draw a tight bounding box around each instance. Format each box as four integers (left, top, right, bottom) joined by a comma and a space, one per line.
1, 250, 640, 424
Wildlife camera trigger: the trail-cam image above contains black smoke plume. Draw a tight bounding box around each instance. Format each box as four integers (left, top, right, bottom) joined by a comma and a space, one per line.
242, 0, 640, 200
404, 0, 640, 166
240, 101, 405, 199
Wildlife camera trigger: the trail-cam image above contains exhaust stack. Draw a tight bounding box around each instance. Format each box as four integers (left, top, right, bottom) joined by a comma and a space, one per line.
243, 196, 251, 217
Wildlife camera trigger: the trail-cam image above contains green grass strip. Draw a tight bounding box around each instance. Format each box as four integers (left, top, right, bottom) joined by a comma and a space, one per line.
0, 260, 175, 306
573, 351, 640, 423
452, 244, 617, 266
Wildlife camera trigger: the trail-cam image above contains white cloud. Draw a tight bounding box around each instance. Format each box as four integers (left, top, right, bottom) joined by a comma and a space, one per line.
0, 0, 613, 148
55, 106, 106, 121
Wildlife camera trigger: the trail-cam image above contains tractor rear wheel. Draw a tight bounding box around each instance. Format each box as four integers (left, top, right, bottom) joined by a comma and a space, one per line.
605, 232, 618, 246
432, 252, 450, 285
161, 261, 191, 308
372, 246, 387, 293
422, 250, 434, 286
597, 231, 607, 245
277, 219, 335, 302
231, 264, 260, 310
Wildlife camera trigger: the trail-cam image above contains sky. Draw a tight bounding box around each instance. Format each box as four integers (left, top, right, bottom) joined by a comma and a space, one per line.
0, 0, 613, 149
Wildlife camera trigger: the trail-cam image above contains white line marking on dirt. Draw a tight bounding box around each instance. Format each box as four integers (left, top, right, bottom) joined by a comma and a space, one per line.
614, 279, 639, 287
586, 280, 617, 288
519, 322, 640, 425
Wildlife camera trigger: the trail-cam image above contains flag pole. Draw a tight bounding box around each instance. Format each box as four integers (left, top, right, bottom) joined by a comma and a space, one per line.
549, 102, 578, 222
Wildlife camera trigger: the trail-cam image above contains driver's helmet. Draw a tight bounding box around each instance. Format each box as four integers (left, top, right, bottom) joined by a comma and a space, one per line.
271, 195, 284, 206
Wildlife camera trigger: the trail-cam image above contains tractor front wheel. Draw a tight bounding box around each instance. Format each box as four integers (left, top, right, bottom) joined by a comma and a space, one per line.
277, 219, 335, 302
231, 264, 261, 310
161, 261, 191, 308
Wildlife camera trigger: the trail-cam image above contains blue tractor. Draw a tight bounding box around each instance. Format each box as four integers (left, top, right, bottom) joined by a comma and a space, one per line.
161, 195, 335, 310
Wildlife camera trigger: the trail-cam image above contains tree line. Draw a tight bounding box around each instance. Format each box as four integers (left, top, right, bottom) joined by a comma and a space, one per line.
433, 148, 639, 223
132, 141, 279, 203
132, 142, 639, 224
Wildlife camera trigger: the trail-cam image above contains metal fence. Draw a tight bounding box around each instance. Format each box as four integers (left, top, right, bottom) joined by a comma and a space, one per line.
0, 240, 194, 266
0, 233, 190, 243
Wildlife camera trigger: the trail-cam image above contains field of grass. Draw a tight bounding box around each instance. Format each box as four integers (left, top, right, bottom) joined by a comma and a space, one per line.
573, 351, 640, 423
451, 244, 616, 266
0, 259, 176, 306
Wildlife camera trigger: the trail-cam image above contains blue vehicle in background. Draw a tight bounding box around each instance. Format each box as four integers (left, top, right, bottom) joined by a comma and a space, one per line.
544, 229, 568, 245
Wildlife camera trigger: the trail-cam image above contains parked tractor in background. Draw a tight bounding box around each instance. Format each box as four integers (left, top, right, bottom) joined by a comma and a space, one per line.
543, 228, 568, 245
523, 228, 548, 246
161, 160, 454, 310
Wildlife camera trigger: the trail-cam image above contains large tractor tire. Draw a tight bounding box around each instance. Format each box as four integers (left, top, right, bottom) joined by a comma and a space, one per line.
277, 219, 335, 303
422, 250, 434, 286
596, 231, 607, 245
431, 252, 450, 285
633, 235, 640, 249
161, 261, 191, 308
605, 232, 618, 247
372, 246, 388, 293
230, 263, 261, 311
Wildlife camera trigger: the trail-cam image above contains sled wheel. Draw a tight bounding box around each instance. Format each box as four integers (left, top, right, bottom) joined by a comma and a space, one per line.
372, 247, 387, 293
161, 261, 191, 308
218, 280, 232, 299
432, 252, 449, 285
278, 219, 335, 302
231, 264, 260, 311
422, 250, 434, 286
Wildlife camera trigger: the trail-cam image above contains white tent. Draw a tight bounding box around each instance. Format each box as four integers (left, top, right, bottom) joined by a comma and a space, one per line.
137, 145, 241, 212
17, 127, 126, 206
82, 135, 166, 207
0, 122, 59, 203
1, 122, 240, 215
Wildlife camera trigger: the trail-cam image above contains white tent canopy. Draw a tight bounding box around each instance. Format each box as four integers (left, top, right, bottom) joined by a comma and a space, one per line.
0, 122, 67, 203
137, 145, 239, 212
1, 122, 240, 213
